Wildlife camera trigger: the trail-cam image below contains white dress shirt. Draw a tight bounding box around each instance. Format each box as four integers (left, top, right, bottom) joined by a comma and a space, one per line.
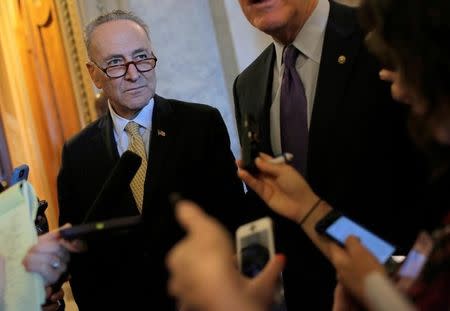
108, 98, 154, 156
270, 0, 329, 155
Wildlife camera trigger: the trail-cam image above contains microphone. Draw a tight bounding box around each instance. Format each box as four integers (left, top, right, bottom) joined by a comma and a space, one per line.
83, 150, 142, 223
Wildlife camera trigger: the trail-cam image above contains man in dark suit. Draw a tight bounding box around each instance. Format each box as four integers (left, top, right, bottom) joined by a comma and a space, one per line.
57, 10, 244, 310
234, 0, 426, 309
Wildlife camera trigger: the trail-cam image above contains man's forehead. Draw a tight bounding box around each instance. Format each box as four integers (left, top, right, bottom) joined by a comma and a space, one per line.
90, 20, 152, 59
90, 19, 150, 46
92, 19, 147, 36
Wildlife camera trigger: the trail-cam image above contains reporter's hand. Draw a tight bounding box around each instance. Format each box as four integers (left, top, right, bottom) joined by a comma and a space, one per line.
42, 286, 64, 311
22, 224, 84, 286
166, 201, 285, 311
238, 153, 319, 222
329, 236, 385, 305
332, 283, 362, 311
379, 69, 415, 107
244, 254, 286, 309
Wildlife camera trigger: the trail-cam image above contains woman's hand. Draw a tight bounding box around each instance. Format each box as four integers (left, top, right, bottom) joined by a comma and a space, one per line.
166, 201, 285, 311
329, 236, 385, 305
238, 153, 319, 223
22, 225, 84, 286
379, 69, 415, 107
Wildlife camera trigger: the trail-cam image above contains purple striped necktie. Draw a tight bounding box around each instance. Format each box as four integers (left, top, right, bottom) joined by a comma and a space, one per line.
280, 45, 308, 174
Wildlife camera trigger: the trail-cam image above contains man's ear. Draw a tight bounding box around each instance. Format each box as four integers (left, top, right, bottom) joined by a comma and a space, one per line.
86, 62, 103, 89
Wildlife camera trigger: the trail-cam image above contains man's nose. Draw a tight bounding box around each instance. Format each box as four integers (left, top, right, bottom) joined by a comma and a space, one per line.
124, 63, 140, 81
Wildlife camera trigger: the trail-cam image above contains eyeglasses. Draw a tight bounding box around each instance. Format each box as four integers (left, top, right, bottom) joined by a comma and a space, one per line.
91, 57, 157, 78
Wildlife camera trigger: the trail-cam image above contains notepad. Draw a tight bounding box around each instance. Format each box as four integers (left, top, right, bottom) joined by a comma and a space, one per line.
0, 181, 45, 311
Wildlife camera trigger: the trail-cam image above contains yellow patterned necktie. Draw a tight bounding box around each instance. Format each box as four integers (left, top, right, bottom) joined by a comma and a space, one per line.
125, 121, 148, 213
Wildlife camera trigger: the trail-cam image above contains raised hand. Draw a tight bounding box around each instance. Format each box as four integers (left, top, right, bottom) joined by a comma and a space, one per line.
238, 153, 319, 223
166, 201, 285, 311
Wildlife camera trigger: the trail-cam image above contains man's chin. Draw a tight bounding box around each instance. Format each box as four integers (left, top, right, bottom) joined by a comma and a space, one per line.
252, 15, 287, 36
124, 93, 153, 107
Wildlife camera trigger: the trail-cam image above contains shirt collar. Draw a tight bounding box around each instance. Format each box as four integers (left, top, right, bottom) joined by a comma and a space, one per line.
108, 97, 154, 136
275, 0, 329, 69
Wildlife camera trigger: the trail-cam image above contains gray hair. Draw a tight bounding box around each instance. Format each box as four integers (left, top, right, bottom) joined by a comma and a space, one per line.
84, 9, 151, 58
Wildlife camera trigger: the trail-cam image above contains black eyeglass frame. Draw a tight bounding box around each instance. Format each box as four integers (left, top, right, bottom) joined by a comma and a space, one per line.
91, 57, 157, 79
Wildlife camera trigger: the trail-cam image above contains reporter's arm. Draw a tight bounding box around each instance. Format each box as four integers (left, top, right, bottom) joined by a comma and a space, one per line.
238, 155, 414, 310
238, 155, 336, 259
364, 272, 416, 311
22, 225, 83, 286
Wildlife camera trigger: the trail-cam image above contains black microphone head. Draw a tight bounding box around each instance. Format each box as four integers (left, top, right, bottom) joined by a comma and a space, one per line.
83, 150, 142, 222
120, 150, 142, 180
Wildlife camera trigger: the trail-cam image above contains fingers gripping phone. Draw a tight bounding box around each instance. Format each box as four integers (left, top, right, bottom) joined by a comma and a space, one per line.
315, 210, 396, 264
236, 217, 287, 310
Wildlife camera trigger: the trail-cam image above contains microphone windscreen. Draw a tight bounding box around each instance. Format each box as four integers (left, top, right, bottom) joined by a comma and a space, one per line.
83, 150, 142, 222
118, 150, 142, 182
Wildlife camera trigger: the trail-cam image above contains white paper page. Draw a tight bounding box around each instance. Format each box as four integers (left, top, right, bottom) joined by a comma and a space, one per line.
0, 182, 45, 311
0, 255, 5, 310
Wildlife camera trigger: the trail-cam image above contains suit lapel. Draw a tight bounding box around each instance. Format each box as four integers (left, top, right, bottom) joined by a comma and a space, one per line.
244, 45, 276, 153
84, 114, 129, 221
312, 2, 361, 125
97, 113, 120, 164
143, 95, 177, 209
309, 2, 362, 166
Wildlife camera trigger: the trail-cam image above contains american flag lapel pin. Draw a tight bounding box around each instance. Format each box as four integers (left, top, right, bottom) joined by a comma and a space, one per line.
157, 129, 166, 137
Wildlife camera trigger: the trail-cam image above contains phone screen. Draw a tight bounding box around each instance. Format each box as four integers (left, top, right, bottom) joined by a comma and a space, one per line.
240, 231, 271, 277
326, 216, 396, 263
397, 231, 432, 279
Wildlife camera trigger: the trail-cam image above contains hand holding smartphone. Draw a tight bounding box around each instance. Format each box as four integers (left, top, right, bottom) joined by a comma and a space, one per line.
315, 210, 396, 264
236, 217, 275, 277
236, 217, 287, 310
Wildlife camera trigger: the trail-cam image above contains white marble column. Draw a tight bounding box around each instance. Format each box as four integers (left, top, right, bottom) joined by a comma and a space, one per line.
128, 0, 240, 157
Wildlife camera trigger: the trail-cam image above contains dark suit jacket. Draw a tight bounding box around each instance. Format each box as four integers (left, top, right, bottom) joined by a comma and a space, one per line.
233, 1, 427, 310
58, 95, 245, 310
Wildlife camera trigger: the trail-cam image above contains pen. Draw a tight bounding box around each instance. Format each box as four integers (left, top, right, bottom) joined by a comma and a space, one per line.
268, 153, 294, 164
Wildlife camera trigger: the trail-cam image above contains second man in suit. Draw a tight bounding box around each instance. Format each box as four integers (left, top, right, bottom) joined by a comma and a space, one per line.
234, 0, 427, 309
58, 10, 245, 310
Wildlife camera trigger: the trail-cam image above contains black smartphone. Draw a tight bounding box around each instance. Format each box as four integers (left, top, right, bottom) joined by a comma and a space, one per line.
35, 199, 49, 235
10, 164, 29, 186
241, 113, 261, 175
59, 215, 142, 240
37, 199, 48, 216
315, 210, 396, 264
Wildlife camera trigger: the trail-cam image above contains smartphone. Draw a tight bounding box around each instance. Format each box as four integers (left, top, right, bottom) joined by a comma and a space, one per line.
241, 113, 261, 175
315, 210, 396, 264
236, 217, 287, 310
10, 164, 29, 186
236, 217, 275, 276
395, 231, 433, 291
35, 199, 49, 235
